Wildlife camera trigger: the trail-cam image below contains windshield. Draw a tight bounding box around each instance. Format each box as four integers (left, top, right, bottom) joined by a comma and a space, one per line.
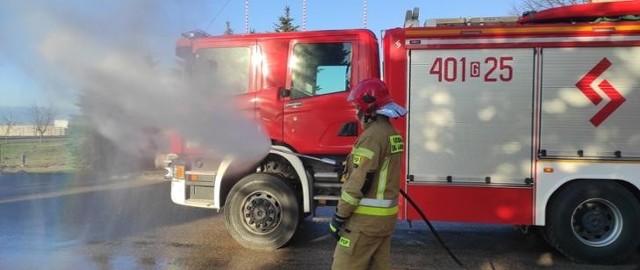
189, 47, 251, 95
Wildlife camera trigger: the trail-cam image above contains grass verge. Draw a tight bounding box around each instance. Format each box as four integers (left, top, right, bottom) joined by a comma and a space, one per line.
0, 138, 77, 173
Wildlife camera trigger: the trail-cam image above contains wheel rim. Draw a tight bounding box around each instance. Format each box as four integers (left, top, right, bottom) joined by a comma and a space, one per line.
571, 198, 623, 247
241, 191, 282, 235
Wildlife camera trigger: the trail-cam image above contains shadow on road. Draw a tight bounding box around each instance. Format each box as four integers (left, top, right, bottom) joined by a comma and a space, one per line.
0, 172, 213, 245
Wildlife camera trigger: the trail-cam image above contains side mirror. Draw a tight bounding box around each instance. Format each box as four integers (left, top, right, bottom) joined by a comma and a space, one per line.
279, 88, 291, 98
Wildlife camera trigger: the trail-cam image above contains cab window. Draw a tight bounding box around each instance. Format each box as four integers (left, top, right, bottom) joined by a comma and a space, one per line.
290, 43, 352, 99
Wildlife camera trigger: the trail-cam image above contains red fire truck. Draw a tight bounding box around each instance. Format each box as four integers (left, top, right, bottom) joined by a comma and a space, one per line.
165, 1, 640, 264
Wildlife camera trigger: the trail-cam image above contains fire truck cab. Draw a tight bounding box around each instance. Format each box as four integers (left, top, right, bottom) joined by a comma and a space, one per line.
168, 28, 377, 248
166, 1, 640, 264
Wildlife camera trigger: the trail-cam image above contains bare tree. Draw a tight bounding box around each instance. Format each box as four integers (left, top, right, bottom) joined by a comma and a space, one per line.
512, 0, 589, 16
2, 111, 17, 142
30, 102, 56, 142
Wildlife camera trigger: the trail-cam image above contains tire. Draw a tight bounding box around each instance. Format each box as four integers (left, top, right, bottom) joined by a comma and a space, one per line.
545, 180, 640, 264
223, 173, 300, 250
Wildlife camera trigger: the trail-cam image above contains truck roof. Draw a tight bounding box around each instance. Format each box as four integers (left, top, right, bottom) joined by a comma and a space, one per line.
176, 28, 377, 58
518, 0, 640, 24
384, 1, 640, 50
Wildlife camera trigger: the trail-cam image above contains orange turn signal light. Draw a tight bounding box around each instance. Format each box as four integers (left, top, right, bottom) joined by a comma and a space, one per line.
543, 167, 554, 173
175, 165, 185, 179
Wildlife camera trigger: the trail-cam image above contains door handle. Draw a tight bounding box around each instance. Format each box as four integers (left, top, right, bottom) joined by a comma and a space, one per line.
285, 101, 302, 108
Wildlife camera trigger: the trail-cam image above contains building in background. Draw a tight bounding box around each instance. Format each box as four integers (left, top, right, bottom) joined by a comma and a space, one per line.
0, 119, 68, 137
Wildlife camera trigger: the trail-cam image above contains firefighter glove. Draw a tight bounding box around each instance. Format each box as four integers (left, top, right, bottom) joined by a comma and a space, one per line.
329, 213, 347, 240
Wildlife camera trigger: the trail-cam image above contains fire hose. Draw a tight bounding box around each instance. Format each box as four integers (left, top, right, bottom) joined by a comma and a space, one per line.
399, 188, 467, 269
272, 148, 466, 269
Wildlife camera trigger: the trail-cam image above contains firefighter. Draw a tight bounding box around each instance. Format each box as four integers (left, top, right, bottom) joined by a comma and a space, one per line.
330, 78, 407, 270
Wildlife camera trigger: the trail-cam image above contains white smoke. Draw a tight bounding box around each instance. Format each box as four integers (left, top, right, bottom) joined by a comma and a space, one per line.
1, 0, 271, 172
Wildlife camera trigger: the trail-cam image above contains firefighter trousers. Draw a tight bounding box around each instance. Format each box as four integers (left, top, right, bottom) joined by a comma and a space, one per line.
331, 230, 391, 270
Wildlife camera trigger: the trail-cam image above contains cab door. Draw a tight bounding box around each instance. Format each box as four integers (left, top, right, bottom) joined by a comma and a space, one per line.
283, 39, 360, 154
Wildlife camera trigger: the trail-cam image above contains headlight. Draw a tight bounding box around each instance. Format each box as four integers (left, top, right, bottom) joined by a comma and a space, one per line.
164, 167, 174, 179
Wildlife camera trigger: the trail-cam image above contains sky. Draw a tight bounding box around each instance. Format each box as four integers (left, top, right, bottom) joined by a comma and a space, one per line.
0, 0, 518, 116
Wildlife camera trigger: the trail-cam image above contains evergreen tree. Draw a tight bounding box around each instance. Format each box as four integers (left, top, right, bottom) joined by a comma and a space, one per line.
273, 6, 299, 32
224, 21, 234, 35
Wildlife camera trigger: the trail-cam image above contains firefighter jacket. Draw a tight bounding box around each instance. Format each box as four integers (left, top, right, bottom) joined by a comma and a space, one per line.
336, 115, 404, 237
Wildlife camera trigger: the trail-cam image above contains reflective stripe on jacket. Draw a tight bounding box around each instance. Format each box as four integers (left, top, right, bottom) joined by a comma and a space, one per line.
336, 116, 404, 236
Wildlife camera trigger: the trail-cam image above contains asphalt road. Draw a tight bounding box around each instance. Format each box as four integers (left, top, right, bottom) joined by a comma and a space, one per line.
0, 172, 638, 270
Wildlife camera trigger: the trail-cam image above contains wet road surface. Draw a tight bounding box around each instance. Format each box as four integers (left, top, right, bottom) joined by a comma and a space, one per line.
1, 172, 638, 269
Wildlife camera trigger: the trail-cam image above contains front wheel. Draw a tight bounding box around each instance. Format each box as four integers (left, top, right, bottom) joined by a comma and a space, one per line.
545, 180, 640, 264
223, 173, 300, 250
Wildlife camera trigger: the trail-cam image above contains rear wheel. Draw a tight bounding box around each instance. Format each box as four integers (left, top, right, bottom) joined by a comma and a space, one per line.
545, 180, 640, 264
224, 173, 300, 250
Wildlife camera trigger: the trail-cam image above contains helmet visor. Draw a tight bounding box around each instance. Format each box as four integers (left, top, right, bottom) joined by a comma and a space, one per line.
376, 102, 407, 118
